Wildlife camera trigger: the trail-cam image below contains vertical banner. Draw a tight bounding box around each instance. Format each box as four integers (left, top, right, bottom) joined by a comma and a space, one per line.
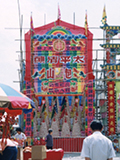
24, 113, 32, 137
87, 80, 94, 135
24, 81, 32, 137
115, 81, 120, 133
107, 81, 116, 135
85, 80, 94, 135
106, 48, 110, 63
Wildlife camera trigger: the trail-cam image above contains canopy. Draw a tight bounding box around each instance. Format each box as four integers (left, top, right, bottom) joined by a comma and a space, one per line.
0, 83, 35, 115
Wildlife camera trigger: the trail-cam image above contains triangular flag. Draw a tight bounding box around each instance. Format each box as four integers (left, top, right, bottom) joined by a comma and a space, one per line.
30, 14, 35, 38
61, 96, 66, 112
42, 104, 46, 113
60, 96, 66, 119
28, 103, 32, 109
101, 5, 107, 25
84, 11, 88, 36
51, 97, 58, 119
58, 4, 61, 20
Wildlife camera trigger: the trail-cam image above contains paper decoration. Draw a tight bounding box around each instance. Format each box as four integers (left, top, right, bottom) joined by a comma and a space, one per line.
72, 117, 80, 137
61, 118, 70, 137
39, 120, 48, 138
23, 17, 94, 138
51, 119, 59, 137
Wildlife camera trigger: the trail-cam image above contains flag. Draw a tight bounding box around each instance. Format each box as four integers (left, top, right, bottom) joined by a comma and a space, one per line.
84, 11, 88, 36
41, 97, 46, 113
42, 104, 46, 113
58, 4, 61, 20
101, 5, 107, 25
44, 109, 48, 119
60, 96, 66, 119
30, 15, 35, 38
51, 97, 58, 119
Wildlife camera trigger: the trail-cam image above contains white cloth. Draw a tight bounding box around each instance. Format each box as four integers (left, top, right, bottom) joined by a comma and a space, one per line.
14, 132, 27, 148
81, 131, 116, 160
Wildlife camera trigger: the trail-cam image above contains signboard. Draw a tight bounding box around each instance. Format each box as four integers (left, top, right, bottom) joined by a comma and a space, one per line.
85, 80, 94, 135
107, 81, 116, 135
26, 25, 90, 96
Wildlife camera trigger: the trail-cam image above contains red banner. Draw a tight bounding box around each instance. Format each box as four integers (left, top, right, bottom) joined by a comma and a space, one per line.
87, 80, 94, 135
107, 81, 116, 135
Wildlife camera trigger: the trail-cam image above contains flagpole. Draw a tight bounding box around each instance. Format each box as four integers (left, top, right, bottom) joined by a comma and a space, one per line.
30, 14, 35, 96
17, 0, 24, 92
44, 14, 46, 25
73, 12, 75, 25
17, 0, 24, 130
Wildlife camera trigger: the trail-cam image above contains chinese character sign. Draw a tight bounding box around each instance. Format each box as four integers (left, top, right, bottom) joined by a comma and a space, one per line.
85, 80, 95, 135
25, 21, 93, 96
107, 81, 116, 135
115, 82, 120, 133
28, 26, 90, 95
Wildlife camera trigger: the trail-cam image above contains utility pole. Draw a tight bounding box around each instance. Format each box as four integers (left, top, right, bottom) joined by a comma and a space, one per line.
17, 0, 23, 92
17, 0, 24, 129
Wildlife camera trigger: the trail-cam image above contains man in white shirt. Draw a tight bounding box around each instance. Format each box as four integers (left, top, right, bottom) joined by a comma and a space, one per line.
81, 120, 116, 160
14, 127, 27, 148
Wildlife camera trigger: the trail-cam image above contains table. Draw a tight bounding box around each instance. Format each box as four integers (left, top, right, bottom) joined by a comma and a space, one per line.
23, 148, 64, 160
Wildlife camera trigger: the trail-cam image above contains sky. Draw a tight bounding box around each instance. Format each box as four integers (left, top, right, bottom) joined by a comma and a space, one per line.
0, 0, 120, 91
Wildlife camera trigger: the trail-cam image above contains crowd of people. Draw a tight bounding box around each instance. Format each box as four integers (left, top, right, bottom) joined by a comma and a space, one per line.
0, 120, 117, 160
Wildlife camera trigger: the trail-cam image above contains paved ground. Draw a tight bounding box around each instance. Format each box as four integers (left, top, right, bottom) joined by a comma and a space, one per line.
63, 153, 120, 160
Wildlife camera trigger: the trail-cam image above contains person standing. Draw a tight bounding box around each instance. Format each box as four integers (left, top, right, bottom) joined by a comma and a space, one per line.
14, 127, 27, 148
45, 128, 53, 149
0, 137, 18, 160
81, 120, 116, 160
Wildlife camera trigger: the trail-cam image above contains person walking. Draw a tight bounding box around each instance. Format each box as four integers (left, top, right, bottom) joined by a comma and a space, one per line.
81, 120, 116, 160
45, 128, 53, 149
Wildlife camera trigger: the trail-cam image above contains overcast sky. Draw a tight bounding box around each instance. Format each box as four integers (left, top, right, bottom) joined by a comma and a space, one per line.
0, 0, 120, 91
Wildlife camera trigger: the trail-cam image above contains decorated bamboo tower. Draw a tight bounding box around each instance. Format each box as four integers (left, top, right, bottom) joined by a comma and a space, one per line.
100, 6, 120, 136
23, 7, 95, 138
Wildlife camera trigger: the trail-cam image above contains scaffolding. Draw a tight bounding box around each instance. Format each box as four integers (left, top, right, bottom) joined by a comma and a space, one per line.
15, 5, 120, 137
92, 23, 120, 136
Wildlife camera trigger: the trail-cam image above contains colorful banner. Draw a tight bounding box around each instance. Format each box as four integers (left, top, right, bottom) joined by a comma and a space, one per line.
24, 113, 32, 137
24, 80, 33, 137
87, 80, 94, 135
115, 82, 120, 133
24, 19, 94, 137
85, 80, 95, 135
107, 81, 116, 135
25, 20, 93, 96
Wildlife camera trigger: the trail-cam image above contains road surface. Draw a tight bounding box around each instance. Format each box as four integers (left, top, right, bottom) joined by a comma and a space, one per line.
63, 153, 120, 160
